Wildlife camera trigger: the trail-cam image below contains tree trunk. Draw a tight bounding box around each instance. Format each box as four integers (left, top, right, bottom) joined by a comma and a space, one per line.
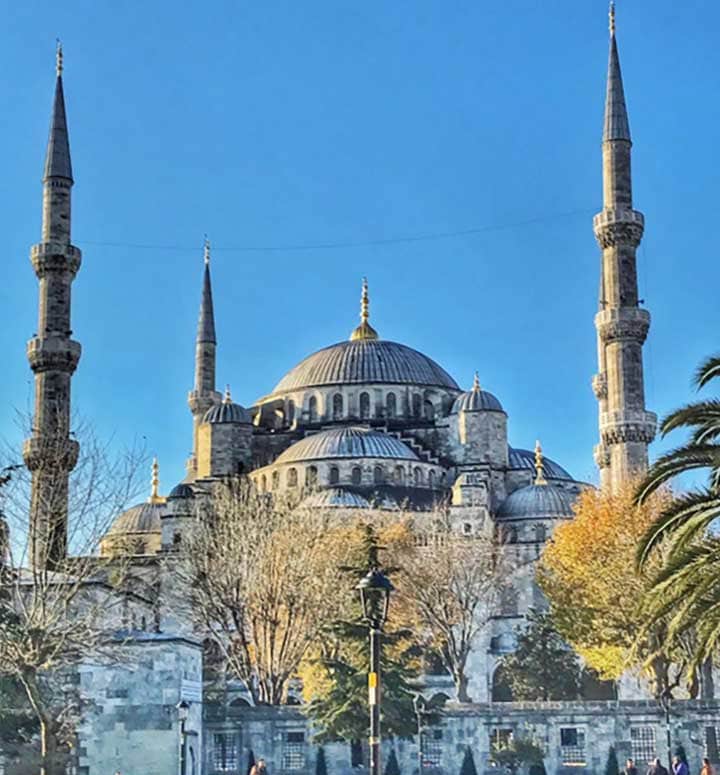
456, 670, 472, 703
18, 670, 63, 775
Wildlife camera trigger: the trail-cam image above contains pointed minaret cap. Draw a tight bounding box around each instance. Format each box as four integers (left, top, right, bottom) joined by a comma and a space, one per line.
197, 237, 217, 345
349, 278, 379, 341
603, 2, 631, 142
534, 440, 548, 486
44, 41, 73, 182
149, 457, 164, 504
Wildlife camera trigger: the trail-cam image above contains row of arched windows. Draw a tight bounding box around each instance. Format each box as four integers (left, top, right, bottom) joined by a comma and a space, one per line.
292, 391, 437, 424
257, 464, 443, 491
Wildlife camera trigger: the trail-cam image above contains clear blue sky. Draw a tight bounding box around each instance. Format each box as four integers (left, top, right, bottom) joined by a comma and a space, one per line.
1, 0, 718, 494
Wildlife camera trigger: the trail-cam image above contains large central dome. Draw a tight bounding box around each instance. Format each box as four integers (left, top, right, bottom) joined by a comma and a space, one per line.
271, 339, 459, 394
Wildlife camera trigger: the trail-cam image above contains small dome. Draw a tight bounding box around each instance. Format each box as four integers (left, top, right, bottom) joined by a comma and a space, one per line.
168, 482, 194, 499
275, 427, 419, 465
203, 388, 252, 424
496, 483, 576, 521
451, 373, 504, 414
105, 502, 164, 536
508, 448, 572, 480
302, 488, 373, 510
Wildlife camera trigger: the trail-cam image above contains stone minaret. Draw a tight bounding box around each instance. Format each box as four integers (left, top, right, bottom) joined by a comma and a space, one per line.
187, 238, 221, 477
23, 45, 82, 568
592, 4, 656, 491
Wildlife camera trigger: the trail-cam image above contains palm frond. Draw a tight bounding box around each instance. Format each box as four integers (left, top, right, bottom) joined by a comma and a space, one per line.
636, 446, 720, 503
695, 355, 720, 390
662, 400, 720, 437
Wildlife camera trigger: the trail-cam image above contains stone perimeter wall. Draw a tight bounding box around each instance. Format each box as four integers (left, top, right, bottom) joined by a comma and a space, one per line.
205, 701, 720, 775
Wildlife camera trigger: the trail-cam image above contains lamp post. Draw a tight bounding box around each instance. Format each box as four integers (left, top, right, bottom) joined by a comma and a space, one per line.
357, 568, 393, 775
413, 693, 426, 775
659, 689, 672, 773
176, 700, 190, 775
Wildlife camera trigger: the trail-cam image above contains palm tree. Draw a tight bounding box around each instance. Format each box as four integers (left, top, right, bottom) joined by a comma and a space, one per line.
636, 355, 720, 672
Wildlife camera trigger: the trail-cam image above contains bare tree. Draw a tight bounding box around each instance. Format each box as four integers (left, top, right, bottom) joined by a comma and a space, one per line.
175, 479, 347, 705
0, 418, 145, 775
399, 512, 508, 702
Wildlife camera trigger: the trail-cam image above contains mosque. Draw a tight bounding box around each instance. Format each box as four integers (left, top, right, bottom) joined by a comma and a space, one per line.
7, 6, 685, 775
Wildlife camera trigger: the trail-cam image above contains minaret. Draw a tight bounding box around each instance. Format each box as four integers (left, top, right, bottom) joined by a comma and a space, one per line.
592, 4, 656, 491
187, 238, 221, 477
23, 44, 82, 568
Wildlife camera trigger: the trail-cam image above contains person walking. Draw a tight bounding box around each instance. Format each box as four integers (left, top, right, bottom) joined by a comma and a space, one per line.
626, 759, 639, 775
251, 758, 268, 775
701, 758, 715, 775
673, 756, 689, 775
648, 758, 669, 775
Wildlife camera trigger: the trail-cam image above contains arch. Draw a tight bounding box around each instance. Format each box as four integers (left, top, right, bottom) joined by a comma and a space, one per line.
414, 467, 423, 486
308, 395, 318, 423
287, 467, 298, 487
306, 466, 318, 488
491, 665, 514, 702
260, 474, 267, 492
332, 393, 343, 420
534, 523, 547, 543
394, 466, 405, 485
428, 470, 436, 488
359, 392, 371, 419
373, 466, 384, 485
329, 466, 340, 485
287, 400, 295, 425
229, 696, 251, 708
423, 400, 435, 421
272, 470, 279, 490
386, 392, 397, 419
412, 394, 422, 418
351, 466, 362, 485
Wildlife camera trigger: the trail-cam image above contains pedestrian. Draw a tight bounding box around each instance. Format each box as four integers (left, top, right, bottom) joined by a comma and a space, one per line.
648, 758, 669, 775
251, 758, 268, 775
626, 759, 639, 775
673, 756, 689, 775
701, 759, 715, 775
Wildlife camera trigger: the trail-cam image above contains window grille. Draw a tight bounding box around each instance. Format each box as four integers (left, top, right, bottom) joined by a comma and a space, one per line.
631, 727, 656, 765
491, 728, 514, 751
421, 729, 443, 768
704, 727, 720, 759
282, 731, 306, 770
560, 727, 586, 766
213, 733, 238, 772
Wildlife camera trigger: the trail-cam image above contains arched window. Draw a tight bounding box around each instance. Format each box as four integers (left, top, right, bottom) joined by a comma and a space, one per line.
428, 470, 436, 488
412, 394, 422, 418
534, 524, 547, 543
414, 467, 423, 486
359, 392, 371, 419
352, 466, 362, 485
491, 666, 514, 703
308, 396, 318, 423
329, 466, 340, 485
333, 393, 343, 420
386, 392, 397, 419
287, 400, 295, 425
373, 466, 384, 484
424, 400, 435, 421
287, 468, 298, 487
394, 466, 405, 485
306, 466, 318, 488
271, 471, 279, 490
260, 474, 267, 492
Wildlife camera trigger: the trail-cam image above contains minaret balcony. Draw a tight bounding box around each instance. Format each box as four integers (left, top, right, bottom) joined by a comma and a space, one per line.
30, 242, 82, 278
23, 436, 80, 472
593, 208, 644, 248
594, 307, 650, 344
599, 410, 658, 446
26, 336, 81, 374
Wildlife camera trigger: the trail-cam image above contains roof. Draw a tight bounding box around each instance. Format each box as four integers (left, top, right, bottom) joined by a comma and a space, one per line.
203, 400, 252, 424
275, 427, 419, 465
496, 483, 576, 521
168, 482, 194, 499
508, 448, 573, 481
451, 388, 504, 414
604, 34, 631, 142
44, 74, 73, 182
302, 488, 401, 511
269, 339, 459, 395
105, 502, 164, 536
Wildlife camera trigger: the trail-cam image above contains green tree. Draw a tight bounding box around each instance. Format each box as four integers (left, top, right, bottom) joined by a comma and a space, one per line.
384, 749, 401, 775
636, 354, 720, 677
304, 523, 420, 742
490, 735, 544, 775
605, 746, 620, 775
315, 747, 328, 775
459, 747, 478, 775
500, 610, 582, 701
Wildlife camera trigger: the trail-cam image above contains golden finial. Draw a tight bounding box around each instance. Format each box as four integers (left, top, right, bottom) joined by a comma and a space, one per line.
609, 1, 616, 36
472, 372, 481, 392
56, 40, 63, 77
203, 235, 210, 266
224, 384, 232, 403
534, 440, 547, 486
149, 457, 163, 503
349, 277, 379, 341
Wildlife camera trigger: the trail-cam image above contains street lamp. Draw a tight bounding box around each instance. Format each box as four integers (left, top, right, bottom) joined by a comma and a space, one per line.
357, 568, 393, 775
413, 693, 426, 775
659, 689, 672, 773
176, 700, 190, 775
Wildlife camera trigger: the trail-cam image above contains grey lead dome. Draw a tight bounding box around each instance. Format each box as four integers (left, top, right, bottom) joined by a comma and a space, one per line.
270, 339, 460, 394
496, 483, 576, 521
203, 401, 252, 425
275, 426, 419, 464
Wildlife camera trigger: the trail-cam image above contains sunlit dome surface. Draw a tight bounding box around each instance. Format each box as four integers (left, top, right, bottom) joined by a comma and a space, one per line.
508, 448, 572, 480
275, 427, 419, 464
497, 483, 577, 521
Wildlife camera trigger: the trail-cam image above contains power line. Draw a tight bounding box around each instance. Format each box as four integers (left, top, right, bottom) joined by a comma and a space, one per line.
78, 208, 594, 254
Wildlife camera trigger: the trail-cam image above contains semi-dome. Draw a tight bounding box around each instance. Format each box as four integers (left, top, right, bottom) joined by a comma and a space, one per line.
496, 483, 576, 521
508, 448, 572, 480
270, 340, 459, 395
275, 427, 419, 465
105, 502, 164, 535
203, 387, 252, 424
451, 374, 504, 413
168, 482, 194, 499
302, 488, 373, 510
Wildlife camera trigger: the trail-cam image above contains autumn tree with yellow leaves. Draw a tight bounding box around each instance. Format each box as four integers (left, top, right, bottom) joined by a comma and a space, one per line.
538, 481, 698, 698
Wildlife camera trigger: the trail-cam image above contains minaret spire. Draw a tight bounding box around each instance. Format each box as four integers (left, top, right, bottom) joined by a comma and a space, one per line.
592, 6, 656, 491
187, 237, 221, 478
24, 47, 82, 568
349, 277, 379, 341
534, 440, 547, 486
